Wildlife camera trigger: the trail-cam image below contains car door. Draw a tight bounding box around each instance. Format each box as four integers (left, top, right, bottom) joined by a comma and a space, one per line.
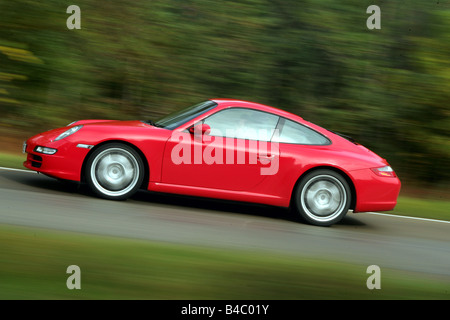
161, 107, 280, 191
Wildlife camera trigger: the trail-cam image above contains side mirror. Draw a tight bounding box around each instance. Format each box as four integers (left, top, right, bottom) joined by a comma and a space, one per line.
189, 123, 211, 135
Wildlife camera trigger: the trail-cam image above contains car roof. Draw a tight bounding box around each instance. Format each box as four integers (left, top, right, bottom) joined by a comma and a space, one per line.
210, 99, 304, 121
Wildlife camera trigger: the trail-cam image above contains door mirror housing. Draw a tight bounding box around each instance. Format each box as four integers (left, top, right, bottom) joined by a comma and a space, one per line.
189, 123, 211, 135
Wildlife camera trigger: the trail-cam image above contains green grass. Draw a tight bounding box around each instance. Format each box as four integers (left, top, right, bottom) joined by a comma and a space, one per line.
0, 224, 448, 300
393, 196, 450, 221
0, 152, 24, 169
0, 152, 448, 221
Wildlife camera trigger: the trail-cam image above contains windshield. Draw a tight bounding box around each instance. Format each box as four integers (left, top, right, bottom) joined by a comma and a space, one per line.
151, 100, 217, 129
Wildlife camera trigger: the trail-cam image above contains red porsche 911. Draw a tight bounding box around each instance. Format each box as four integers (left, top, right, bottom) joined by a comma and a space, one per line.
23, 99, 401, 226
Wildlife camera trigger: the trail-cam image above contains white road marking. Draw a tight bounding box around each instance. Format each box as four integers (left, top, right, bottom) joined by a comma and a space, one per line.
0, 166, 36, 173
366, 212, 450, 224
0, 166, 448, 224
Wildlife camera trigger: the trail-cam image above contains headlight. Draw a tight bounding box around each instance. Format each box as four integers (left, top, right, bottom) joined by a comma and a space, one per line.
34, 146, 58, 155
54, 125, 83, 141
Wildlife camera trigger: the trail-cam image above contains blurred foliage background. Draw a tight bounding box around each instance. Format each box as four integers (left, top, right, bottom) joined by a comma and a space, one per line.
0, 0, 448, 188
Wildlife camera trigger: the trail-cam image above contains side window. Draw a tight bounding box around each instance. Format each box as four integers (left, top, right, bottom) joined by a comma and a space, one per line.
273, 119, 330, 145
203, 108, 279, 141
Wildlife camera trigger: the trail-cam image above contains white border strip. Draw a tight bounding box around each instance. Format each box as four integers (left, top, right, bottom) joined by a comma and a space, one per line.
0, 167, 36, 173
366, 211, 450, 224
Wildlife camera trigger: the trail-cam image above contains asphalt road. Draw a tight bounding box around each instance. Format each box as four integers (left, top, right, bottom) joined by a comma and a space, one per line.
0, 168, 449, 277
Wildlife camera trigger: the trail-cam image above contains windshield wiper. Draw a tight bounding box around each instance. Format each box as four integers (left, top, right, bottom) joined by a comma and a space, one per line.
144, 120, 163, 128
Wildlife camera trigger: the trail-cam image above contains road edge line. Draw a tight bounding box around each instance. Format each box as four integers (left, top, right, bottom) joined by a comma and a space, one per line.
1, 166, 448, 224
365, 211, 450, 224
0, 166, 36, 173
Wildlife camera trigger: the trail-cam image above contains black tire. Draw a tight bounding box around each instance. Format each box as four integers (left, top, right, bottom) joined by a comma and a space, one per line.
85, 143, 144, 200
293, 169, 351, 226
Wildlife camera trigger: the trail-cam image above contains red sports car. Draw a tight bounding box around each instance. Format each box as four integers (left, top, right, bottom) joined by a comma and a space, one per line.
23, 99, 401, 226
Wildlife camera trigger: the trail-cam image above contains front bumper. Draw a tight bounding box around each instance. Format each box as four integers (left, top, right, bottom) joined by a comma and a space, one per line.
23, 136, 91, 181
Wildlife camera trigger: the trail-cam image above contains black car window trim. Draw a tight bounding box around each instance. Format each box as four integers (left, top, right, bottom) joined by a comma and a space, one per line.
152, 100, 218, 130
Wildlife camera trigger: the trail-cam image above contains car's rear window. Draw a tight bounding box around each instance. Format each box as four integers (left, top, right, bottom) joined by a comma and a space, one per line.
272, 118, 330, 145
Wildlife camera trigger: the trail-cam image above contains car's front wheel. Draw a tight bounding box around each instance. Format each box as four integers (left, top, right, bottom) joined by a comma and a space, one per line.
294, 169, 351, 226
85, 143, 144, 200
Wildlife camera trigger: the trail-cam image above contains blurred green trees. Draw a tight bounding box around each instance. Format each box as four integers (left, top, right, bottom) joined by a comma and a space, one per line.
0, 0, 448, 185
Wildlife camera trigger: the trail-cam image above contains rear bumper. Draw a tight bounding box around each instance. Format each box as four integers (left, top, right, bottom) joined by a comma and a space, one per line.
350, 168, 401, 213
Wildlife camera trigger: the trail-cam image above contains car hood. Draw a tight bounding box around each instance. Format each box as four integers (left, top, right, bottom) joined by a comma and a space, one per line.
331, 133, 390, 168
71, 120, 147, 127
29, 120, 157, 143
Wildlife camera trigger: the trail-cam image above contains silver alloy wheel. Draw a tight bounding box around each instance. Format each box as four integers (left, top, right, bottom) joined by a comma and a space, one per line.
300, 174, 347, 223
90, 147, 140, 197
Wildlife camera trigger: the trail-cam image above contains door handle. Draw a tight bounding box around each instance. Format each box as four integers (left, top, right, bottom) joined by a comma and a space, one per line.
258, 154, 275, 162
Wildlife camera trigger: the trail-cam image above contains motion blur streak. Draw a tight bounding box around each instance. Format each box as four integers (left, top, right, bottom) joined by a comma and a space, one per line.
0, 1, 448, 190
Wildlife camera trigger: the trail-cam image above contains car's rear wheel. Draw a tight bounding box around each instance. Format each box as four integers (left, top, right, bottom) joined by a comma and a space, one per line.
86, 143, 144, 200
294, 169, 351, 226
